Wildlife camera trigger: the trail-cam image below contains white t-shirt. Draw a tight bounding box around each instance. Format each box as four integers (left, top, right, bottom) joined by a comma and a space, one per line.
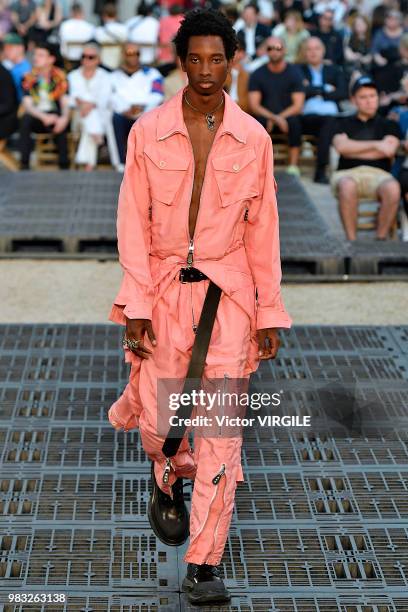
59, 18, 96, 61
95, 21, 127, 70
126, 15, 159, 65
110, 66, 164, 114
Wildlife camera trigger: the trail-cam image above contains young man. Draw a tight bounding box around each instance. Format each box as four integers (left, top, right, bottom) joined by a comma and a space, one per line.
331, 76, 401, 241
110, 42, 164, 166
19, 42, 70, 170
108, 8, 292, 605
248, 35, 305, 176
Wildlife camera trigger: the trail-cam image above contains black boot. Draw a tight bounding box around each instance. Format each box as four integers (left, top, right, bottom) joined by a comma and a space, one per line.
182, 563, 231, 604
147, 460, 189, 546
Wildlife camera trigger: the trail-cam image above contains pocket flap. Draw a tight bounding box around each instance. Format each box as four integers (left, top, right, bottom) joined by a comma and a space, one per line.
212, 147, 256, 173
144, 144, 189, 171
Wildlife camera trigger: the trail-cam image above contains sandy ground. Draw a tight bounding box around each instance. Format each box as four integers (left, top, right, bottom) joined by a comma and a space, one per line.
0, 259, 406, 325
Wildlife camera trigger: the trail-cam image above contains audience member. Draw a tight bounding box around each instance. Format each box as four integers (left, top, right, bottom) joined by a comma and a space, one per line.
343, 14, 372, 79
331, 76, 401, 240
378, 31, 408, 111
0, 0, 13, 38
28, 0, 63, 47
272, 10, 310, 62
95, 3, 127, 71
248, 35, 305, 176
371, 9, 404, 66
312, 0, 347, 29
19, 42, 70, 169
157, 5, 183, 69
274, 0, 305, 23
9, 0, 37, 41
224, 40, 249, 112
68, 42, 112, 170
0, 63, 18, 142
110, 42, 164, 165
163, 56, 187, 100
2, 32, 31, 102
313, 9, 344, 65
126, 1, 159, 66
236, 3, 270, 60
371, 9, 405, 94
59, 2, 95, 66
299, 36, 347, 183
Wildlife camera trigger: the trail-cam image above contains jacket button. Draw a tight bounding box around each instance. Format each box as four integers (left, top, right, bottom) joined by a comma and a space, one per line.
159, 160, 166, 168
233, 163, 240, 171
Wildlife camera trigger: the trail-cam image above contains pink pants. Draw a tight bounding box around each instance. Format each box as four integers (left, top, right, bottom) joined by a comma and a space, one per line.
109, 275, 257, 565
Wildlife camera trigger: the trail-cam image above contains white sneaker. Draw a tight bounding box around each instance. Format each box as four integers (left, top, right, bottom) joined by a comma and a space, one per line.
286, 165, 300, 177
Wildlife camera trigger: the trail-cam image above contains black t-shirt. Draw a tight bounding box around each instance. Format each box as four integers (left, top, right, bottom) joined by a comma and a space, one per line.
333, 114, 401, 172
248, 63, 304, 115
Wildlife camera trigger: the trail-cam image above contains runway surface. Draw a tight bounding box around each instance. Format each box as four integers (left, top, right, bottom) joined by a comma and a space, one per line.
0, 323, 408, 611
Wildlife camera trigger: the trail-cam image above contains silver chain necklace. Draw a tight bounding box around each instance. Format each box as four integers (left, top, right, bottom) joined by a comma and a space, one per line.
183, 92, 224, 131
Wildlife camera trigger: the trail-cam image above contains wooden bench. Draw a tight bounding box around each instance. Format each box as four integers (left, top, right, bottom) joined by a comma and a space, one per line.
34, 132, 78, 169
271, 133, 317, 168
0, 139, 19, 171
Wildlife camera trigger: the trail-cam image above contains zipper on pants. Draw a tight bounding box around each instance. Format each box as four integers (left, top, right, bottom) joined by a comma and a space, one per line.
162, 457, 173, 484
188, 463, 227, 559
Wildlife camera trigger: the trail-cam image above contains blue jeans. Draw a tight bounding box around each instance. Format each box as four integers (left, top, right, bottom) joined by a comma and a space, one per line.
112, 112, 136, 164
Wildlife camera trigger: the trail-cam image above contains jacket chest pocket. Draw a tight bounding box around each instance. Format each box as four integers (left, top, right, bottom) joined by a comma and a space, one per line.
144, 144, 189, 205
211, 146, 259, 207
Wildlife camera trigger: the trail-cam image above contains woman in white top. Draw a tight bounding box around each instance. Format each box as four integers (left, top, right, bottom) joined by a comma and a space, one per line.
68, 42, 112, 170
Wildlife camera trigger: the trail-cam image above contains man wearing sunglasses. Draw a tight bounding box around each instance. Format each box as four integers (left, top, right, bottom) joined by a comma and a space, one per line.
248, 35, 305, 176
110, 41, 164, 167
67, 42, 112, 170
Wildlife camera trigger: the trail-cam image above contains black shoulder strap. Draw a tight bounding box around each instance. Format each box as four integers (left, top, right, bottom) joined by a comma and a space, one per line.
161, 280, 222, 458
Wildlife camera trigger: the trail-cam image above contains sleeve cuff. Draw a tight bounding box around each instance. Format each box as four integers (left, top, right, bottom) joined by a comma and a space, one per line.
108, 301, 153, 325
256, 306, 293, 330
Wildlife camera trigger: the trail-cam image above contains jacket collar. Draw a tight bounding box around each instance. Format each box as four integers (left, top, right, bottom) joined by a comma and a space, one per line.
156, 86, 246, 144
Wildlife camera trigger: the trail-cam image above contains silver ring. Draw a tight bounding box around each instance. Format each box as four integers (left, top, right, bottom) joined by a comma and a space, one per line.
123, 338, 140, 350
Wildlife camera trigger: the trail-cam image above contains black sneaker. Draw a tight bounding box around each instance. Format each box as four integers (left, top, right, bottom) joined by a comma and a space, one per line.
147, 461, 189, 546
314, 170, 329, 184
182, 563, 231, 604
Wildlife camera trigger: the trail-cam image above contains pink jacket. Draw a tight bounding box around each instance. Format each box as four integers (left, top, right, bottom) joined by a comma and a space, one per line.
109, 87, 292, 334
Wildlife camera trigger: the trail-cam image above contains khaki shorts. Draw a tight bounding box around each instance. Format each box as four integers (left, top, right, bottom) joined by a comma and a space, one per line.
331, 165, 394, 199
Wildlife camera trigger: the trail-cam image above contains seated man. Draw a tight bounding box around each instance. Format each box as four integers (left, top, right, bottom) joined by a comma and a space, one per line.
59, 2, 95, 69
110, 42, 164, 167
248, 35, 305, 176
331, 76, 401, 241
68, 43, 112, 170
299, 36, 347, 184
19, 42, 70, 170
236, 3, 271, 60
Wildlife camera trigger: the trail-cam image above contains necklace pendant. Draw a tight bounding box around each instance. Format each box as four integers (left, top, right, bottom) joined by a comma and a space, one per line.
206, 113, 215, 131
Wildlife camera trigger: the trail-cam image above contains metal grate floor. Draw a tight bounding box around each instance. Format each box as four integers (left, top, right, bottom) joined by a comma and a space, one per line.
0, 324, 408, 611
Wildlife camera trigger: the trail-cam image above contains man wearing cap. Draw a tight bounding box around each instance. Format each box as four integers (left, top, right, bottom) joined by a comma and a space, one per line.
2, 32, 31, 102
331, 76, 401, 240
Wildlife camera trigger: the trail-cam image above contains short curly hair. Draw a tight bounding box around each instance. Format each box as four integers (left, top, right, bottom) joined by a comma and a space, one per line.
173, 8, 238, 62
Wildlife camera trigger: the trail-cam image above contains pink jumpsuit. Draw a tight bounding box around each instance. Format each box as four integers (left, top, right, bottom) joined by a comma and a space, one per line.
108, 87, 293, 566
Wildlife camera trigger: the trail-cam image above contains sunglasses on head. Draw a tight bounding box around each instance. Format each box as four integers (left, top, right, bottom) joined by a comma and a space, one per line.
82, 53, 97, 59
267, 45, 283, 51
125, 49, 140, 56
